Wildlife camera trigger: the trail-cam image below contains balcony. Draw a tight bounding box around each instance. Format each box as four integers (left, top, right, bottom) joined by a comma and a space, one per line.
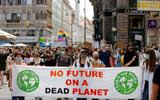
15, 36, 38, 43
6, 19, 20, 23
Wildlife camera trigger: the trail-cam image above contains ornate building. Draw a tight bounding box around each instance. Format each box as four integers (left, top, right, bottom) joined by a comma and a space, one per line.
0, 0, 52, 45
90, 0, 160, 48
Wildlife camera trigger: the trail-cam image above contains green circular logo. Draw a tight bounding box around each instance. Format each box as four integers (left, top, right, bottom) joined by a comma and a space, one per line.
17, 70, 40, 92
114, 71, 138, 94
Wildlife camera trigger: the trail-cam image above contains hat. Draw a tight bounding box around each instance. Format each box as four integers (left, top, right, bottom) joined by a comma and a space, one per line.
80, 49, 87, 53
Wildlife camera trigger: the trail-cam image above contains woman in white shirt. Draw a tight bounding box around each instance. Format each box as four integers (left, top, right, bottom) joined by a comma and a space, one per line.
142, 49, 157, 100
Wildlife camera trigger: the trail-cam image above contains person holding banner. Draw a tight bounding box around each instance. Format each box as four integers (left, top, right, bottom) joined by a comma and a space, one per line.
151, 65, 160, 100
56, 48, 72, 67
0, 48, 8, 89
11, 53, 26, 100
114, 48, 122, 67
124, 43, 139, 100
91, 51, 105, 68
73, 49, 92, 68
98, 46, 113, 67
142, 49, 157, 100
73, 49, 92, 100
124, 43, 139, 67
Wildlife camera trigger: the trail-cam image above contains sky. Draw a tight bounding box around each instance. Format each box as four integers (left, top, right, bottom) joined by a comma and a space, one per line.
68, 0, 94, 20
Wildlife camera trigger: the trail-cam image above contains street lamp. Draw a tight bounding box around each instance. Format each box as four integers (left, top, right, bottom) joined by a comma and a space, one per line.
71, 11, 75, 46
84, 0, 87, 43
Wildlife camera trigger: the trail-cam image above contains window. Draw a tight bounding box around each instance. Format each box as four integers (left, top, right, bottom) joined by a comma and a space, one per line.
129, 0, 137, 8
21, 0, 26, 5
8, 0, 13, 5
27, 10, 31, 20
13, 30, 20, 36
27, 30, 35, 36
36, 0, 43, 4
129, 16, 144, 29
11, 13, 17, 20
35, 10, 46, 20
6, 13, 11, 20
27, 0, 32, 5
6, 13, 21, 22
2, 0, 6, 6
40, 11, 43, 19
12, 0, 16, 5
35, 11, 40, 20
18, 0, 21, 5
0, 14, 2, 20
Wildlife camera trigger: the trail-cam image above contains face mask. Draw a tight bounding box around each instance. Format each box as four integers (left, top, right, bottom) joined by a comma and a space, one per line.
57, 50, 61, 54
81, 54, 87, 59
61, 51, 65, 55
15, 57, 22, 62
94, 56, 99, 59
143, 54, 150, 60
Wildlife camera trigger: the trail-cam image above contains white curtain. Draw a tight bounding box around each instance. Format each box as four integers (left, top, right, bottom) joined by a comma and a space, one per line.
27, 0, 32, 5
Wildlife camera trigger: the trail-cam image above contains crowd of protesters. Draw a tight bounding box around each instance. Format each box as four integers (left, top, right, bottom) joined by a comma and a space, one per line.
0, 42, 160, 100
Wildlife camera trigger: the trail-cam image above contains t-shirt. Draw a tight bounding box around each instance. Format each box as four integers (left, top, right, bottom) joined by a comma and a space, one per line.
99, 50, 111, 67
153, 65, 160, 100
124, 52, 139, 67
57, 55, 72, 67
0, 53, 8, 70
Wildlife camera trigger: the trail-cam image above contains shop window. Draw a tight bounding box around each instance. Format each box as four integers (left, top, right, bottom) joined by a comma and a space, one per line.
129, 16, 144, 30
129, 0, 137, 8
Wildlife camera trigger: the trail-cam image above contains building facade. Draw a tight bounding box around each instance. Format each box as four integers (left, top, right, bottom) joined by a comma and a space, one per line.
73, 0, 93, 43
90, 0, 160, 48
0, 0, 52, 45
52, 0, 73, 45
52, 0, 93, 45
76, 16, 93, 43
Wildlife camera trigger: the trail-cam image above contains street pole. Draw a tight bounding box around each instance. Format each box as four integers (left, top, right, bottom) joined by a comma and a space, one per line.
84, 0, 87, 43
61, 0, 64, 31
71, 11, 75, 46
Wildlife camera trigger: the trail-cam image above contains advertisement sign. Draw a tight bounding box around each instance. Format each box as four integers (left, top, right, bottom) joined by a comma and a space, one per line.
138, 1, 160, 11
12, 66, 143, 99
148, 20, 156, 28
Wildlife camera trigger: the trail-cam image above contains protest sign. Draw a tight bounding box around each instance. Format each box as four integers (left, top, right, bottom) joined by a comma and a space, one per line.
12, 65, 143, 99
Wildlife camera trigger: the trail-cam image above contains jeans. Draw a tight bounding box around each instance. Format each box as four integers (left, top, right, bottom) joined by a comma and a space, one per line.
12, 96, 25, 100
142, 81, 149, 100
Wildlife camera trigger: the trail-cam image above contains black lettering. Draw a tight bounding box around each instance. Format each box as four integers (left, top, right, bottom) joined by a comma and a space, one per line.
52, 88, 57, 94
45, 88, 50, 93
64, 88, 69, 94
57, 88, 63, 94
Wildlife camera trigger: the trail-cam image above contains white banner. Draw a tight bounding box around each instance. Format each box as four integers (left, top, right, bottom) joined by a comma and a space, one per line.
12, 65, 143, 99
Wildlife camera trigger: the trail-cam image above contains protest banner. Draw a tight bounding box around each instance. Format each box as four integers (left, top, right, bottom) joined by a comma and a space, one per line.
12, 65, 143, 99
